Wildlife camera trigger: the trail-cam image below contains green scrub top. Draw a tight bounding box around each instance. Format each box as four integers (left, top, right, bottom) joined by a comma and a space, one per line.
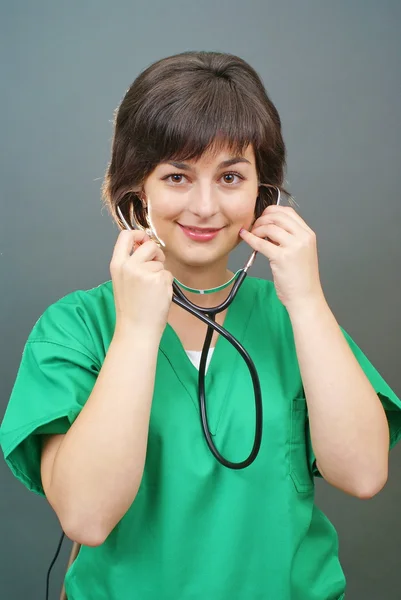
1, 277, 400, 600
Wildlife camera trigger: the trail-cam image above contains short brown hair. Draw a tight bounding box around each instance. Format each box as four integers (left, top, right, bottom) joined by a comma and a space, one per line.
102, 50, 288, 230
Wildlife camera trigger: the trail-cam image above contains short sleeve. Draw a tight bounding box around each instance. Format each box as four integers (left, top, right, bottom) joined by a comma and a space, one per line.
0, 313, 100, 497
306, 326, 401, 478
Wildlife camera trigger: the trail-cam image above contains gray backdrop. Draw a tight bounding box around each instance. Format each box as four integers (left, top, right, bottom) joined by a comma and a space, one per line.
1, 1, 400, 599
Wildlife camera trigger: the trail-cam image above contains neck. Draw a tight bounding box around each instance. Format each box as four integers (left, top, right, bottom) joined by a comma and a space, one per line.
165, 258, 235, 308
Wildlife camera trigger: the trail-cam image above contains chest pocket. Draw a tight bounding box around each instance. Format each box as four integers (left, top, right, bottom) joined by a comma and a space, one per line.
290, 397, 314, 493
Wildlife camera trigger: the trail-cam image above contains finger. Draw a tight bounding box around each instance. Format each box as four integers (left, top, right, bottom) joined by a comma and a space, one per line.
112, 230, 152, 264
132, 239, 166, 264
264, 206, 312, 234
239, 228, 280, 260
143, 260, 165, 272
252, 223, 292, 246
255, 213, 299, 236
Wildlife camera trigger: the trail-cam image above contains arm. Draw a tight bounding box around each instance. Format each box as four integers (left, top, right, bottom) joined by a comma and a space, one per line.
288, 295, 389, 499
42, 326, 161, 546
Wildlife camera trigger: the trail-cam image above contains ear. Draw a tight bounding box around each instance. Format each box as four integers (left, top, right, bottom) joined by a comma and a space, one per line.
138, 190, 147, 208
254, 195, 263, 220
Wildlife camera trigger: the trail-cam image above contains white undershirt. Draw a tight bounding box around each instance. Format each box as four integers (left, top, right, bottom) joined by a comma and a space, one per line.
185, 348, 215, 373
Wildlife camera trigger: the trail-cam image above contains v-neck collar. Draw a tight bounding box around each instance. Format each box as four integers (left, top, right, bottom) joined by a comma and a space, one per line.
159, 277, 258, 435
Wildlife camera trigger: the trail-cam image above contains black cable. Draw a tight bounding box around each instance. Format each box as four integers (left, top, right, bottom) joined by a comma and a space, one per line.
198, 310, 263, 469
172, 270, 263, 469
46, 530, 65, 600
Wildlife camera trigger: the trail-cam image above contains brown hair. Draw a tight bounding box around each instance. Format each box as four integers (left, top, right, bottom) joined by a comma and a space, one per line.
102, 50, 290, 230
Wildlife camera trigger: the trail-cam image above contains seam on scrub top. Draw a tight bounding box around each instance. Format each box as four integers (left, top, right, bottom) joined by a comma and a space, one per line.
7, 455, 44, 496
390, 424, 401, 447
26, 338, 101, 368
159, 349, 202, 422
376, 391, 401, 447
2, 408, 81, 457
4, 407, 78, 497
212, 281, 262, 435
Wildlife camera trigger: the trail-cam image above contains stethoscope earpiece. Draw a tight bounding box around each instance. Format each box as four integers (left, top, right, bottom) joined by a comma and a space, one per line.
113, 182, 284, 469
258, 183, 282, 206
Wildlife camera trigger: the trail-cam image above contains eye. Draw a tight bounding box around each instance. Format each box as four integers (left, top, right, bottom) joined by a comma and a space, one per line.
162, 173, 188, 184
221, 171, 244, 185
161, 171, 245, 185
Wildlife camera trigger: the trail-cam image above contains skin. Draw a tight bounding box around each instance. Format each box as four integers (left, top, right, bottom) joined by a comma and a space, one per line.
136, 139, 390, 497
139, 143, 259, 308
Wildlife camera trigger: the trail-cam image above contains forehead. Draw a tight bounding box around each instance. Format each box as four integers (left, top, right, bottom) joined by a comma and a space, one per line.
162, 142, 255, 168
200, 142, 255, 163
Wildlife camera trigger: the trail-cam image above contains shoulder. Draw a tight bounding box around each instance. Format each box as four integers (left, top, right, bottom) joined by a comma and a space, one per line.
246, 276, 289, 319
246, 275, 278, 299
245, 276, 296, 349
27, 280, 115, 360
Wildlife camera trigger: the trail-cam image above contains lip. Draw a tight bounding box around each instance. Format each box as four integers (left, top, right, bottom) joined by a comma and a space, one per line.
178, 223, 223, 242
178, 223, 223, 232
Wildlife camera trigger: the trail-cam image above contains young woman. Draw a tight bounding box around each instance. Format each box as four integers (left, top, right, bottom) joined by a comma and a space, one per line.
1, 50, 400, 600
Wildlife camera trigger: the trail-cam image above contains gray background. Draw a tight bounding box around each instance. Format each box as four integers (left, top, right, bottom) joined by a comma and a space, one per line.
1, 1, 400, 598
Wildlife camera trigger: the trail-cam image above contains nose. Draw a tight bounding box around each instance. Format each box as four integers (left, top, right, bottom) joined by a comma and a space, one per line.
189, 182, 219, 219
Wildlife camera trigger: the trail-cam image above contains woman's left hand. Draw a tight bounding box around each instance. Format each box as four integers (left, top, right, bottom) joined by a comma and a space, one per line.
239, 205, 325, 312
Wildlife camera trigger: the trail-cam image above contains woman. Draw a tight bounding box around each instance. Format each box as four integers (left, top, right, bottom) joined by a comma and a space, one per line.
1, 50, 400, 600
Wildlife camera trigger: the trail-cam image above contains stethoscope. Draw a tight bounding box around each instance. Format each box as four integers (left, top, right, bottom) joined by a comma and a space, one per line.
45, 185, 284, 599
116, 184, 282, 470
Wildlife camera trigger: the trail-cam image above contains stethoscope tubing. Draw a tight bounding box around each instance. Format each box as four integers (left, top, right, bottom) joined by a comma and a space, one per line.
171, 270, 263, 469
116, 184, 282, 468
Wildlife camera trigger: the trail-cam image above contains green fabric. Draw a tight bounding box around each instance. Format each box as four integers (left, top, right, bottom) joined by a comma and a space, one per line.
1, 277, 400, 600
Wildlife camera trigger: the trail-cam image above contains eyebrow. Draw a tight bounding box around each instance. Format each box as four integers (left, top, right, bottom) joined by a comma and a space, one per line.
165, 157, 252, 171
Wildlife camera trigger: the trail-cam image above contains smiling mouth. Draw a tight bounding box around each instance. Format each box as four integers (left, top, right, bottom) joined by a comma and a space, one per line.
177, 224, 224, 242
178, 224, 223, 232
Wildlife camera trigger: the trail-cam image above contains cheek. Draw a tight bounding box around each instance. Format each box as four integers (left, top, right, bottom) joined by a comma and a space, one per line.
147, 194, 178, 223
232, 200, 257, 224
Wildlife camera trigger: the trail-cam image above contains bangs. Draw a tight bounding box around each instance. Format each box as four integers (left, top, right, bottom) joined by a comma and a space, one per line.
105, 51, 288, 230
139, 77, 268, 165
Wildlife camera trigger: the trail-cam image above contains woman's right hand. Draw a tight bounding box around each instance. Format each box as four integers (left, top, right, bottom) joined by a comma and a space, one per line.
110, 230, 174, 338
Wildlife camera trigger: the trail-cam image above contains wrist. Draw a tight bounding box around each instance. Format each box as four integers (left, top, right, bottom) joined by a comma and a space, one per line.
286, 293, 328, 322
113, 321, 163, 346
